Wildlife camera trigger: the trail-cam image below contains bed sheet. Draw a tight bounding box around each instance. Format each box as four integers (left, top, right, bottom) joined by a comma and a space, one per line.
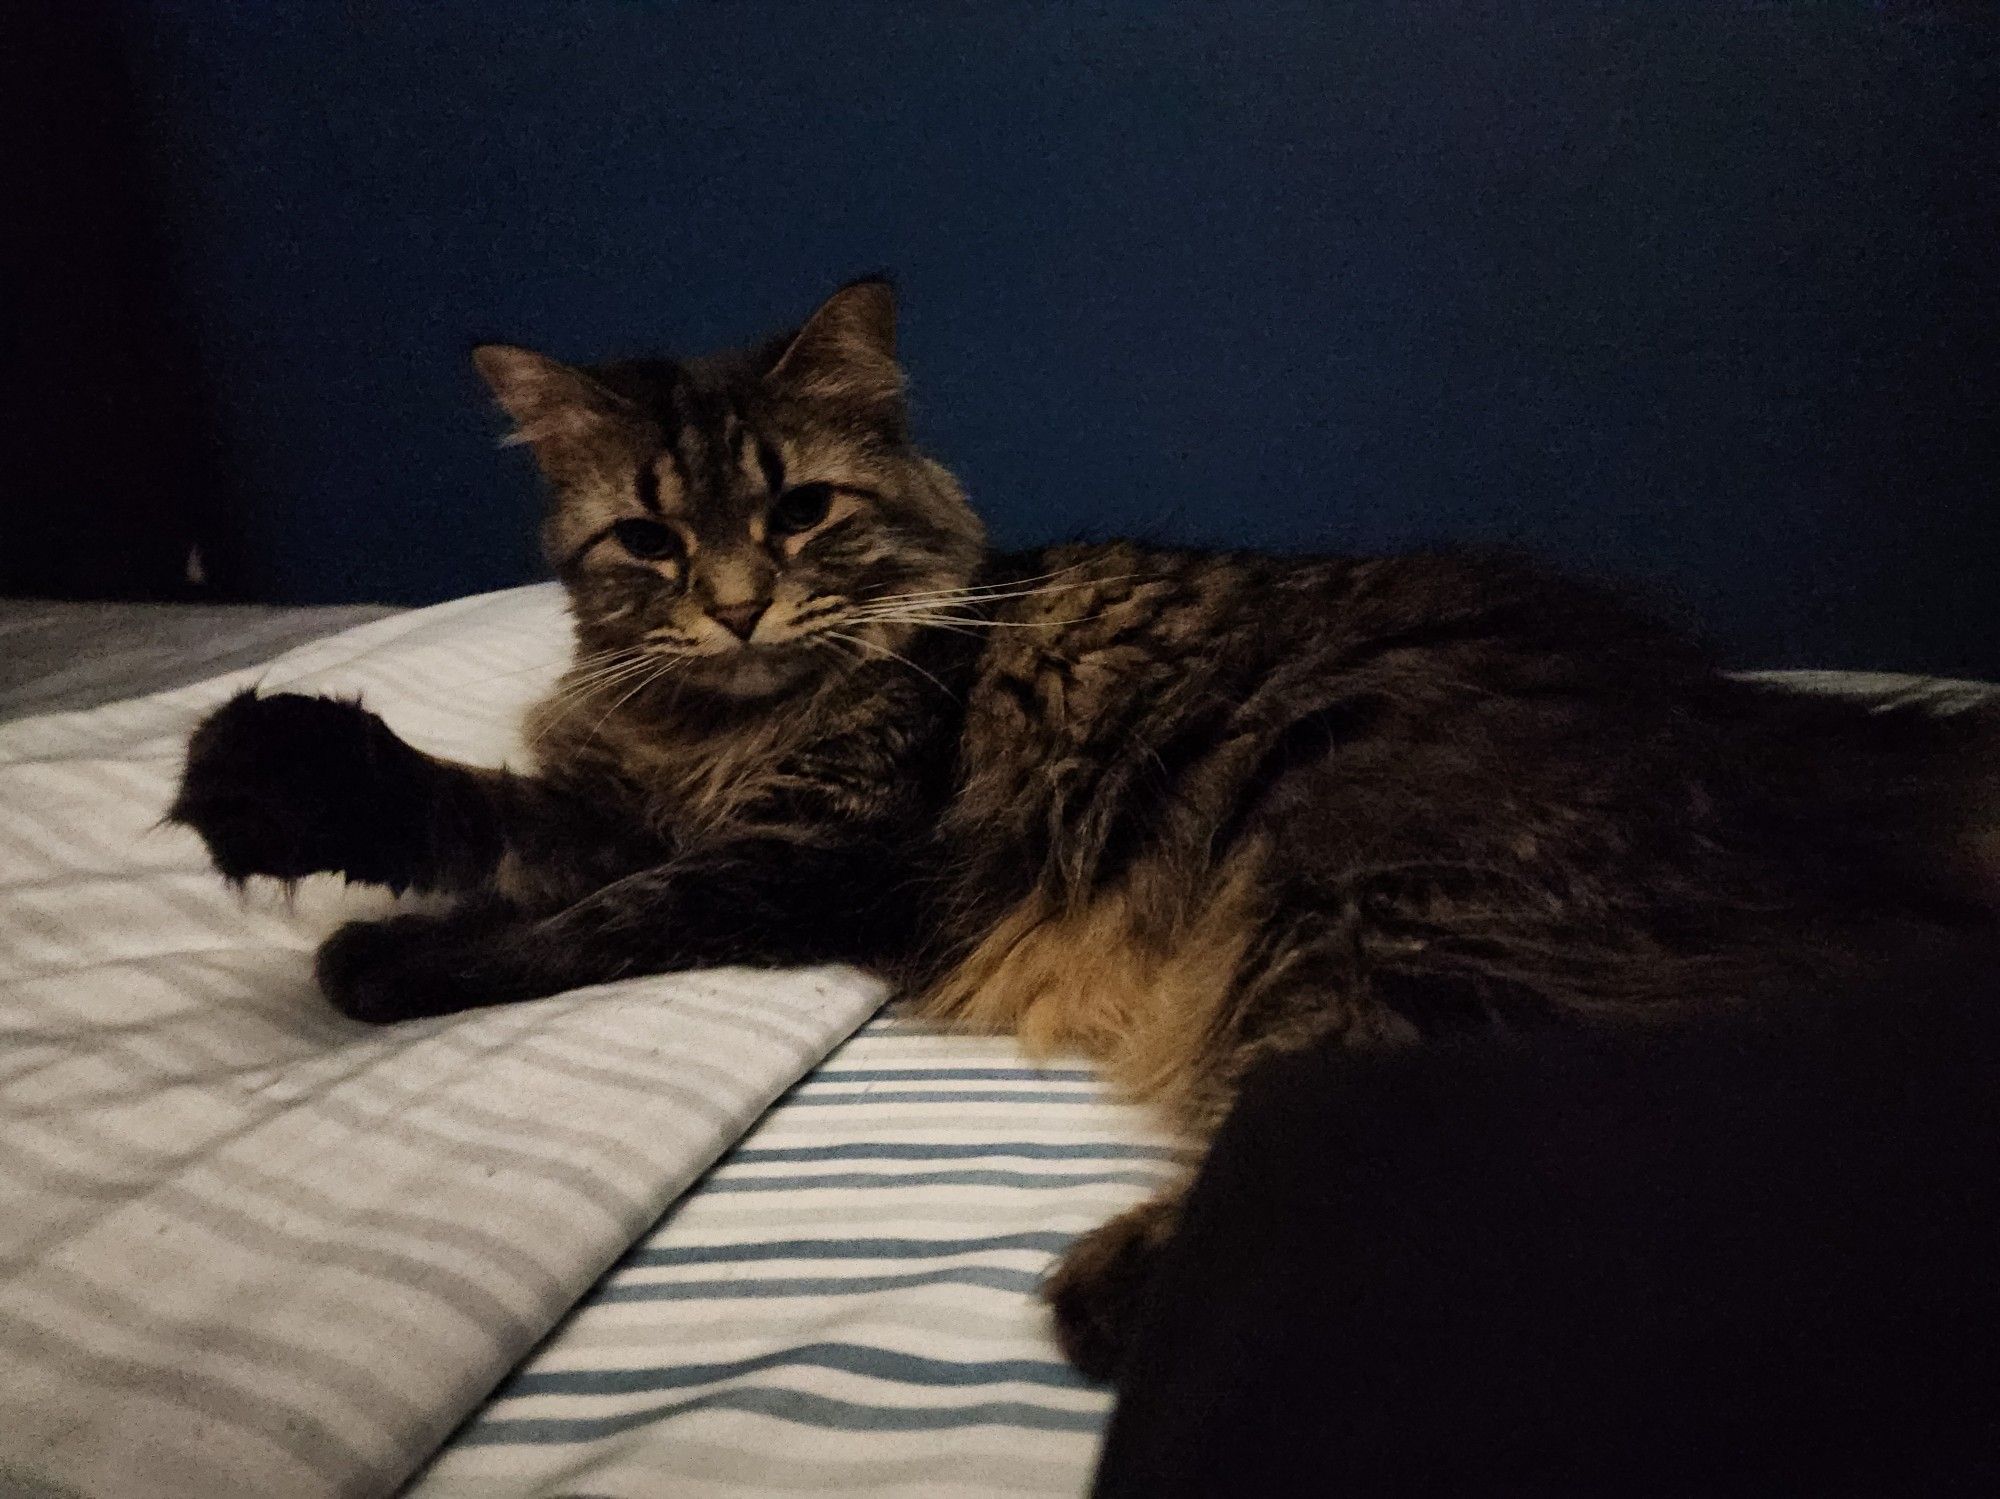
410, 1016, 1180, 1499
7, 589, 1985, 1499
0, 586, 884, 1499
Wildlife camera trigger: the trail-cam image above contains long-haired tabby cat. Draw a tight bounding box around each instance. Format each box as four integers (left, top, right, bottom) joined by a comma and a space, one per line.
170, 280, 1999, 1378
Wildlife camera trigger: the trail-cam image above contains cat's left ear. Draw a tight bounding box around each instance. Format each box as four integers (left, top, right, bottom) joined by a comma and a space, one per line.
766, 278, 905, 432
470, 345, 632, 456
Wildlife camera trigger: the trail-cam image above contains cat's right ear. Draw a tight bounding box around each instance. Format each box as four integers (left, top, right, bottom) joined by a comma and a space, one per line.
470, 345, 630, 458
765, 279, 905, 433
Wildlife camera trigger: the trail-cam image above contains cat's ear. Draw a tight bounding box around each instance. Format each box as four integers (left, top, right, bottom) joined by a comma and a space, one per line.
766, 278, 904, 430
471, 344, 632, 456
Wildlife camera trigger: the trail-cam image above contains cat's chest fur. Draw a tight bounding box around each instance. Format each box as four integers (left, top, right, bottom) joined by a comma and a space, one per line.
537, 650, 950, 840
533, 689, 822, 838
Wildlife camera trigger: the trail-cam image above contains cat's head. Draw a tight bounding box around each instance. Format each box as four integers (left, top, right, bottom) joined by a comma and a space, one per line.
473, 280, 984, 699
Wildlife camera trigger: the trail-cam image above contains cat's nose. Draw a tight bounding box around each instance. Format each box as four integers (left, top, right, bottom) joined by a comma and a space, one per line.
708, 601, 769, 641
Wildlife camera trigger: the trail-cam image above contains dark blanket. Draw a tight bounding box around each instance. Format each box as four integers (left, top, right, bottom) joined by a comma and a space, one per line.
1095, 939, 2000, 1497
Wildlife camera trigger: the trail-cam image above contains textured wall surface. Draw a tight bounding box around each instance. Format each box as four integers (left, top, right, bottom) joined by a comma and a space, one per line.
119, 2, 1995, 672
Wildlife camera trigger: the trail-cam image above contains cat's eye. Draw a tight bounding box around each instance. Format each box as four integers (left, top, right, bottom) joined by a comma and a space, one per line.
612, 518, 679, 560
769, 483, 835, 535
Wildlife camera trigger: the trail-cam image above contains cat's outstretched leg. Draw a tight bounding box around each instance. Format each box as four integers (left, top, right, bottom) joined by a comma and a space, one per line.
314, 902, 548, 1022
315, 832, 911, 1021
170, 690, 653, 897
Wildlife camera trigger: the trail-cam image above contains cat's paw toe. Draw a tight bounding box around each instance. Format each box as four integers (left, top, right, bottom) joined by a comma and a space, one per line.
170, 787, 310, 886
1043, 1203, 1173, 1383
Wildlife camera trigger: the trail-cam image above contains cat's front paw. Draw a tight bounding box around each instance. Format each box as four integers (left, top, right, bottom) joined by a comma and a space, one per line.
1043, 1198, 1178, 1383
170, 690, 426, 887
315, 914, 481, 1023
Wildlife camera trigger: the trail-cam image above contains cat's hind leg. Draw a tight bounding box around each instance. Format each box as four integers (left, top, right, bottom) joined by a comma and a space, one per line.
1043, 1183, 1191, 1383
314, 832, 905, 1022
1041, 943, 1426, 1382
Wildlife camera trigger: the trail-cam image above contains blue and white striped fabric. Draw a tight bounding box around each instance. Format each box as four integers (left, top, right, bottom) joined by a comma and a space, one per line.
408, 1017, 1181, 1498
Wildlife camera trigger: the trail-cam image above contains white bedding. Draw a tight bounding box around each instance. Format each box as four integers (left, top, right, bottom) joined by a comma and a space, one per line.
0, 588, 883, 1499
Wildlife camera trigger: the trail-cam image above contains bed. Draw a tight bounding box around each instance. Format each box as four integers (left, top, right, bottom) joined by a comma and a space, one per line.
0, 588, 1176, 1499
6, 590, 1985, 1499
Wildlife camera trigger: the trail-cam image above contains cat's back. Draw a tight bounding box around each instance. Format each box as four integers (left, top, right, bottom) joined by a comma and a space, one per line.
939, 540, 1744, 930
970, 539, 1714, 708
953, 539, 1725, 833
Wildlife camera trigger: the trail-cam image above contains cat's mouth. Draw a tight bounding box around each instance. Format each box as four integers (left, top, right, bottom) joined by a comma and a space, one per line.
638, 627, 870, 699
618, 609, 922, 698
656, 629, 844, 662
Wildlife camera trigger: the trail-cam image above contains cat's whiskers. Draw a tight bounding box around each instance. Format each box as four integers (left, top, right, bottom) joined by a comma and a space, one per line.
451, 645, 634, 691
859, 568, 1136, 613
859, 562, 1102, 608
542, 653, 658, 711
528, 651, 682, 746
801, 635, 856, 678
580, 650, 693, 743
845, 606, 1121, 631
856, 585, 1064, 612
847, 574, 1137, 634
823, 613, 985, 642
819, 629, 958, 700
552, 643, 652, 678
250, 640, 634, 699
531, 670, 648, 732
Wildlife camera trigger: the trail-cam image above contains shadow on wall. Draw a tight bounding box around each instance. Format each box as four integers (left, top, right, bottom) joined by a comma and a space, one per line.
3, 1, 241, 601
12, 2, 1998, 675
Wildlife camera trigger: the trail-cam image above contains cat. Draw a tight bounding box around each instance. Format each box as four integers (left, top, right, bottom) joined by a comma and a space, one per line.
169, 279, 2000, 1379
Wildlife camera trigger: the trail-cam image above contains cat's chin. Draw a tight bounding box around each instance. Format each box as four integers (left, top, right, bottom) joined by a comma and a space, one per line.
688, 647, 826, 700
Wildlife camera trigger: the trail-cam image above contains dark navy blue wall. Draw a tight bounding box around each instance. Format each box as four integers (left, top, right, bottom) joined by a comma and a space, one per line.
121, 3, 1995, 672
